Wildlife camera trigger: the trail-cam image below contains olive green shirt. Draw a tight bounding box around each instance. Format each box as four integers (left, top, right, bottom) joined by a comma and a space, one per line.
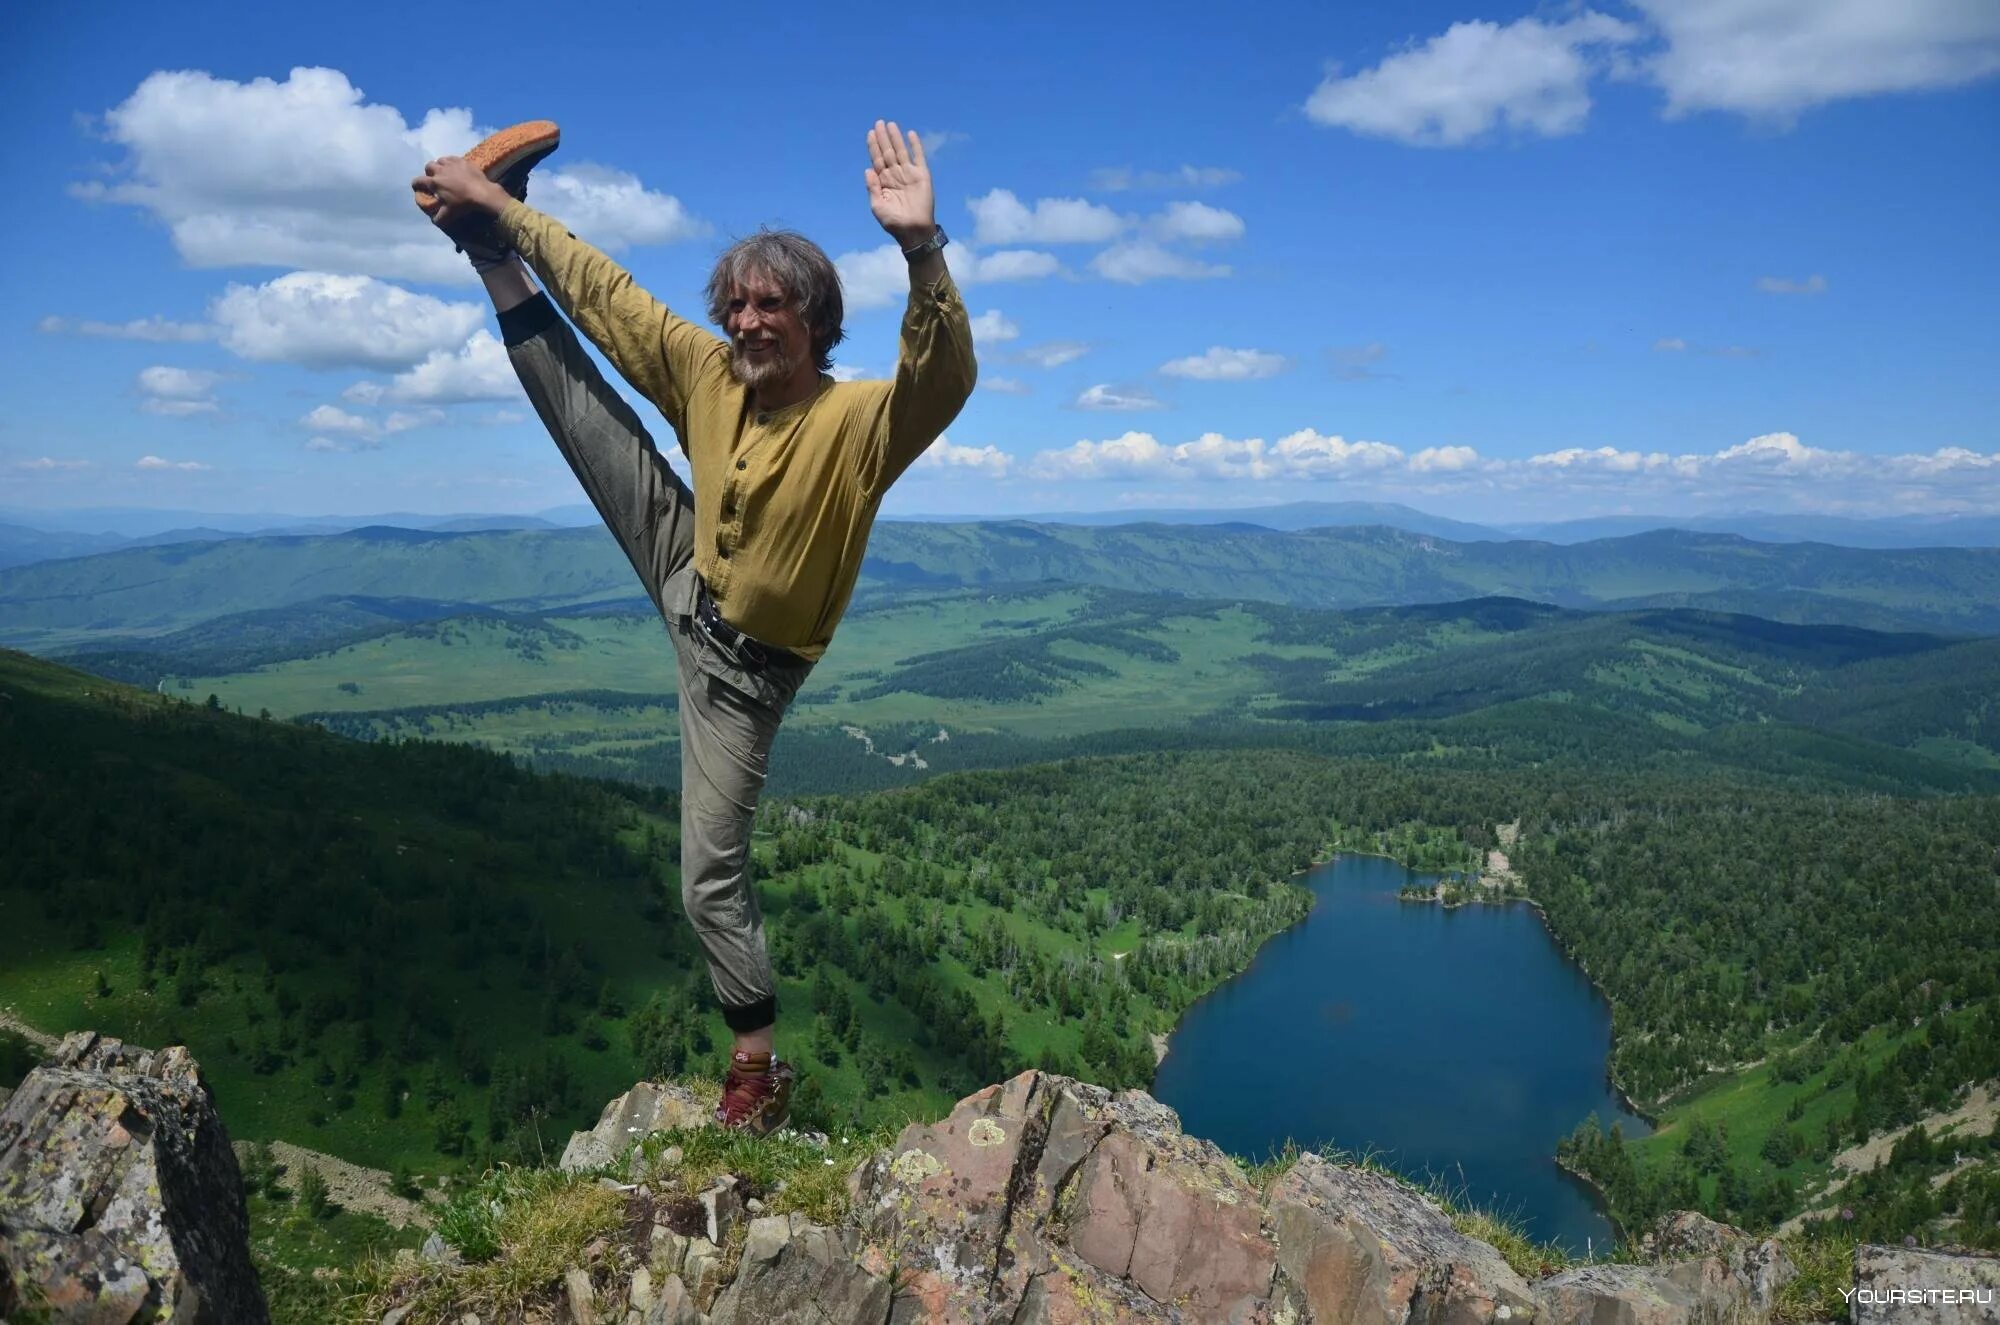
497, 201, 977, 660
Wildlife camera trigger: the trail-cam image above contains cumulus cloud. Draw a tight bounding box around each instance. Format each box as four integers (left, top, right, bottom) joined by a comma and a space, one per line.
1148, 202, 1245, 243
378, 330, 516, 403
1410, 445, 1482, 473
1756, 273, 1828, 295
38, 315, 214, 342
1074, 384, 1165, 411
136, 365, 222, 415
301, 404, 374, 435
969, 310, 1021, 345
1634, 0, 2000, 120
1090, 165, 1242, 192
909, 438, 1013, 477
1017, 341, 1091, 369
915, 129, 968, 156
1091, 242, 1231, 284
981, 376, 1031, 395
78, 67, 705, 283
967, 189, 1126, 245
136, 455, 211, 471
211, 273, 483, 369
1160, 346, 1287, 381
834, 243, 1060, 310
1029, 428, 1403, 481
827, 364, 866, 382
12, 457, 95, 472
530, 163, 707, 250
1306, 12, 1641, 146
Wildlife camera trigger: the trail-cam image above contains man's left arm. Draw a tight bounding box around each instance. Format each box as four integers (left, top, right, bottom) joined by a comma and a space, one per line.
856, 122, 977, 496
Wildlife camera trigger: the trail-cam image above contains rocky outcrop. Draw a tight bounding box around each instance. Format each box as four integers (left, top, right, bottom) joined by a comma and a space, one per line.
560, 1080, 713, 1174
483, 1070, 1813, 1324
1851, 1244, 2000, 1324
0, 1031, 269, 1323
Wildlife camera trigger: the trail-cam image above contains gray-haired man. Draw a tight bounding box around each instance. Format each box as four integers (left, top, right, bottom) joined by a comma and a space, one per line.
416, 120, 975, 1132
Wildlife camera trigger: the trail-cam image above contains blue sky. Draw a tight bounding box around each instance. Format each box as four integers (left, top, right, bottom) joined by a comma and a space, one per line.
4, 0, 1997, 522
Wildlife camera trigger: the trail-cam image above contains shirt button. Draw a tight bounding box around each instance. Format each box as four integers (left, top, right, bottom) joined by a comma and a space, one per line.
736, 459, 748, 470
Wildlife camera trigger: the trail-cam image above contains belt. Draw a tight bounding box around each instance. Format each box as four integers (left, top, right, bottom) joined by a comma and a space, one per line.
692, 575, 804, 671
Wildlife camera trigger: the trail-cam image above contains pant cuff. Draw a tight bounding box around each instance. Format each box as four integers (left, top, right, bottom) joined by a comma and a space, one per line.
720, 995, 777, 1033
498, 292, 558, 347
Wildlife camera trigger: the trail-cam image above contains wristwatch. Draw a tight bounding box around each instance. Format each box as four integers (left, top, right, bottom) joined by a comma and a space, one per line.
902, 226, 948, 261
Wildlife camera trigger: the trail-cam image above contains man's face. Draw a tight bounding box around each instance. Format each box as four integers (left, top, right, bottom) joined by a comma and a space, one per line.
724, 270, 812, 391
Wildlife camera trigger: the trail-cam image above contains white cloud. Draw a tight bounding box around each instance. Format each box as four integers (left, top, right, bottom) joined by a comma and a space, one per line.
379, 330, 517, 403
1756, 273, 1828, 295
301, 404, 375, 435
212, 273, 483, 370
834, 243, 1060, 310
38, 315, 214, 342
1654, 337, 1689, 352
1017, 341, 1091, 369
1634, 0, 2000, 120
981, 376, 1031, 395
1090, 165, 1242, 192
79, 67, 704, 283
136, 365, 222, 415
969, 310, 1021, 345
304, 436, 361, 453
383, 408, 445, 433
827, 363, 866, 382
1160, 346, 1286, 381
1410, 445, 1482, 473
1148, 201, 1245, 244
531, 163, 707, 250
967, 189, 1125, 245
136, 455, 211, 471
1029, 428, 1405, 482
12, 457, 95, 472
1075, 384, 1165, 411
1305, 12, 1641, 146
1090, 242, 1231, 284
909, 438, 1013, 477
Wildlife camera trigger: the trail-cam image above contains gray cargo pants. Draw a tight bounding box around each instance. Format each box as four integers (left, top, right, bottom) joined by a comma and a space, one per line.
500, 294, 811, 1032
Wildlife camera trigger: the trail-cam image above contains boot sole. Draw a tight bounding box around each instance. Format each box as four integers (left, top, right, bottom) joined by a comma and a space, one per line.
415, 120, 561, 216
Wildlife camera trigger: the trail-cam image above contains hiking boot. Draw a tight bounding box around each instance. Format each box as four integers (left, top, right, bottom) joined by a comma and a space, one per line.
715, 1050, 796, 1136
415, 119, 560, 266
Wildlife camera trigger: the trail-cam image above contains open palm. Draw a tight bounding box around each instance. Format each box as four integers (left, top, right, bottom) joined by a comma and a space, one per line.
864, 120, 935, 245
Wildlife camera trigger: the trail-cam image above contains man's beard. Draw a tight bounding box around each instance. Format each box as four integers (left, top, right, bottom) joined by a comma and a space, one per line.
730, 342, 795, 390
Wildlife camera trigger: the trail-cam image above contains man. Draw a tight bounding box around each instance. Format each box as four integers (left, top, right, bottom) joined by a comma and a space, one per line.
413, 120, 975, 1133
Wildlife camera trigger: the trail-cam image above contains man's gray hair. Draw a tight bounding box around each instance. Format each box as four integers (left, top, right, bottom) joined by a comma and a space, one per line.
704, 229, 847, 373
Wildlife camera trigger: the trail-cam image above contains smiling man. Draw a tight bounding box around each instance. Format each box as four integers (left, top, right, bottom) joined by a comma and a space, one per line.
414, 120, 975, 1134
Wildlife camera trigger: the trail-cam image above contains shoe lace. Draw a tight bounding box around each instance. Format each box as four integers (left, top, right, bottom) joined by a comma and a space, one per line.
717, 1066, 774, 1126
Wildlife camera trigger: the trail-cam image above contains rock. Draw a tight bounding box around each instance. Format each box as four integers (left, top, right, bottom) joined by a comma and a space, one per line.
561, 1081, 712, 1172
701, 1175, 745, 1245
1852, 1244, 2000, 1324
643, 1272, 705, 1325
421, 1229, 461, 1265
652, 1229, 691, 1279
380, 1306, 413, 1325
709, 1213, 894, 1324
567, 1265, 600, 1324
1537, 1259, 1744, 1325
630, 1265, 655, 1311
1648, 1210, 1794, 1313
681, 1237, 728, 1312
852, 1069, 1275, 1322
1266, 1152, 1537, 1325
0, 1031, 270, 1323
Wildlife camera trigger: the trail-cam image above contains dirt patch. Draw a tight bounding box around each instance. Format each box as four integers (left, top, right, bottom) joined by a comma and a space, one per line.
0, 1009, 60, 1053
1834, 1081, 1998, 1175
243, 1139, 430, 1229
1150, 1033, 1169, 1066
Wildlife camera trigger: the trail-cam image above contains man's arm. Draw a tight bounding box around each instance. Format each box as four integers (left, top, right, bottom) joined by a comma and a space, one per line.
419, 157, 722, 437
859, 123, 977, 493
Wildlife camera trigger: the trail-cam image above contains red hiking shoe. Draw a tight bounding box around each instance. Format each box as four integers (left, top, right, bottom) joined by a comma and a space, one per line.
716, 1051, 796, 1136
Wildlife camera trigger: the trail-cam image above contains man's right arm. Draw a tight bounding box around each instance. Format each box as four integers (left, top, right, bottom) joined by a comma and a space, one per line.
495, 201, 724, 437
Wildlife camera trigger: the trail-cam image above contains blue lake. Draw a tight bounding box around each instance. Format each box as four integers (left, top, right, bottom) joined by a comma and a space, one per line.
1151, 853, 1650, 1253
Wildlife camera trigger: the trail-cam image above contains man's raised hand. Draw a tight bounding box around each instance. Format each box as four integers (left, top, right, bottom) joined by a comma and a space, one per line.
411, 156, 511, 223
864, 121, 936, 249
